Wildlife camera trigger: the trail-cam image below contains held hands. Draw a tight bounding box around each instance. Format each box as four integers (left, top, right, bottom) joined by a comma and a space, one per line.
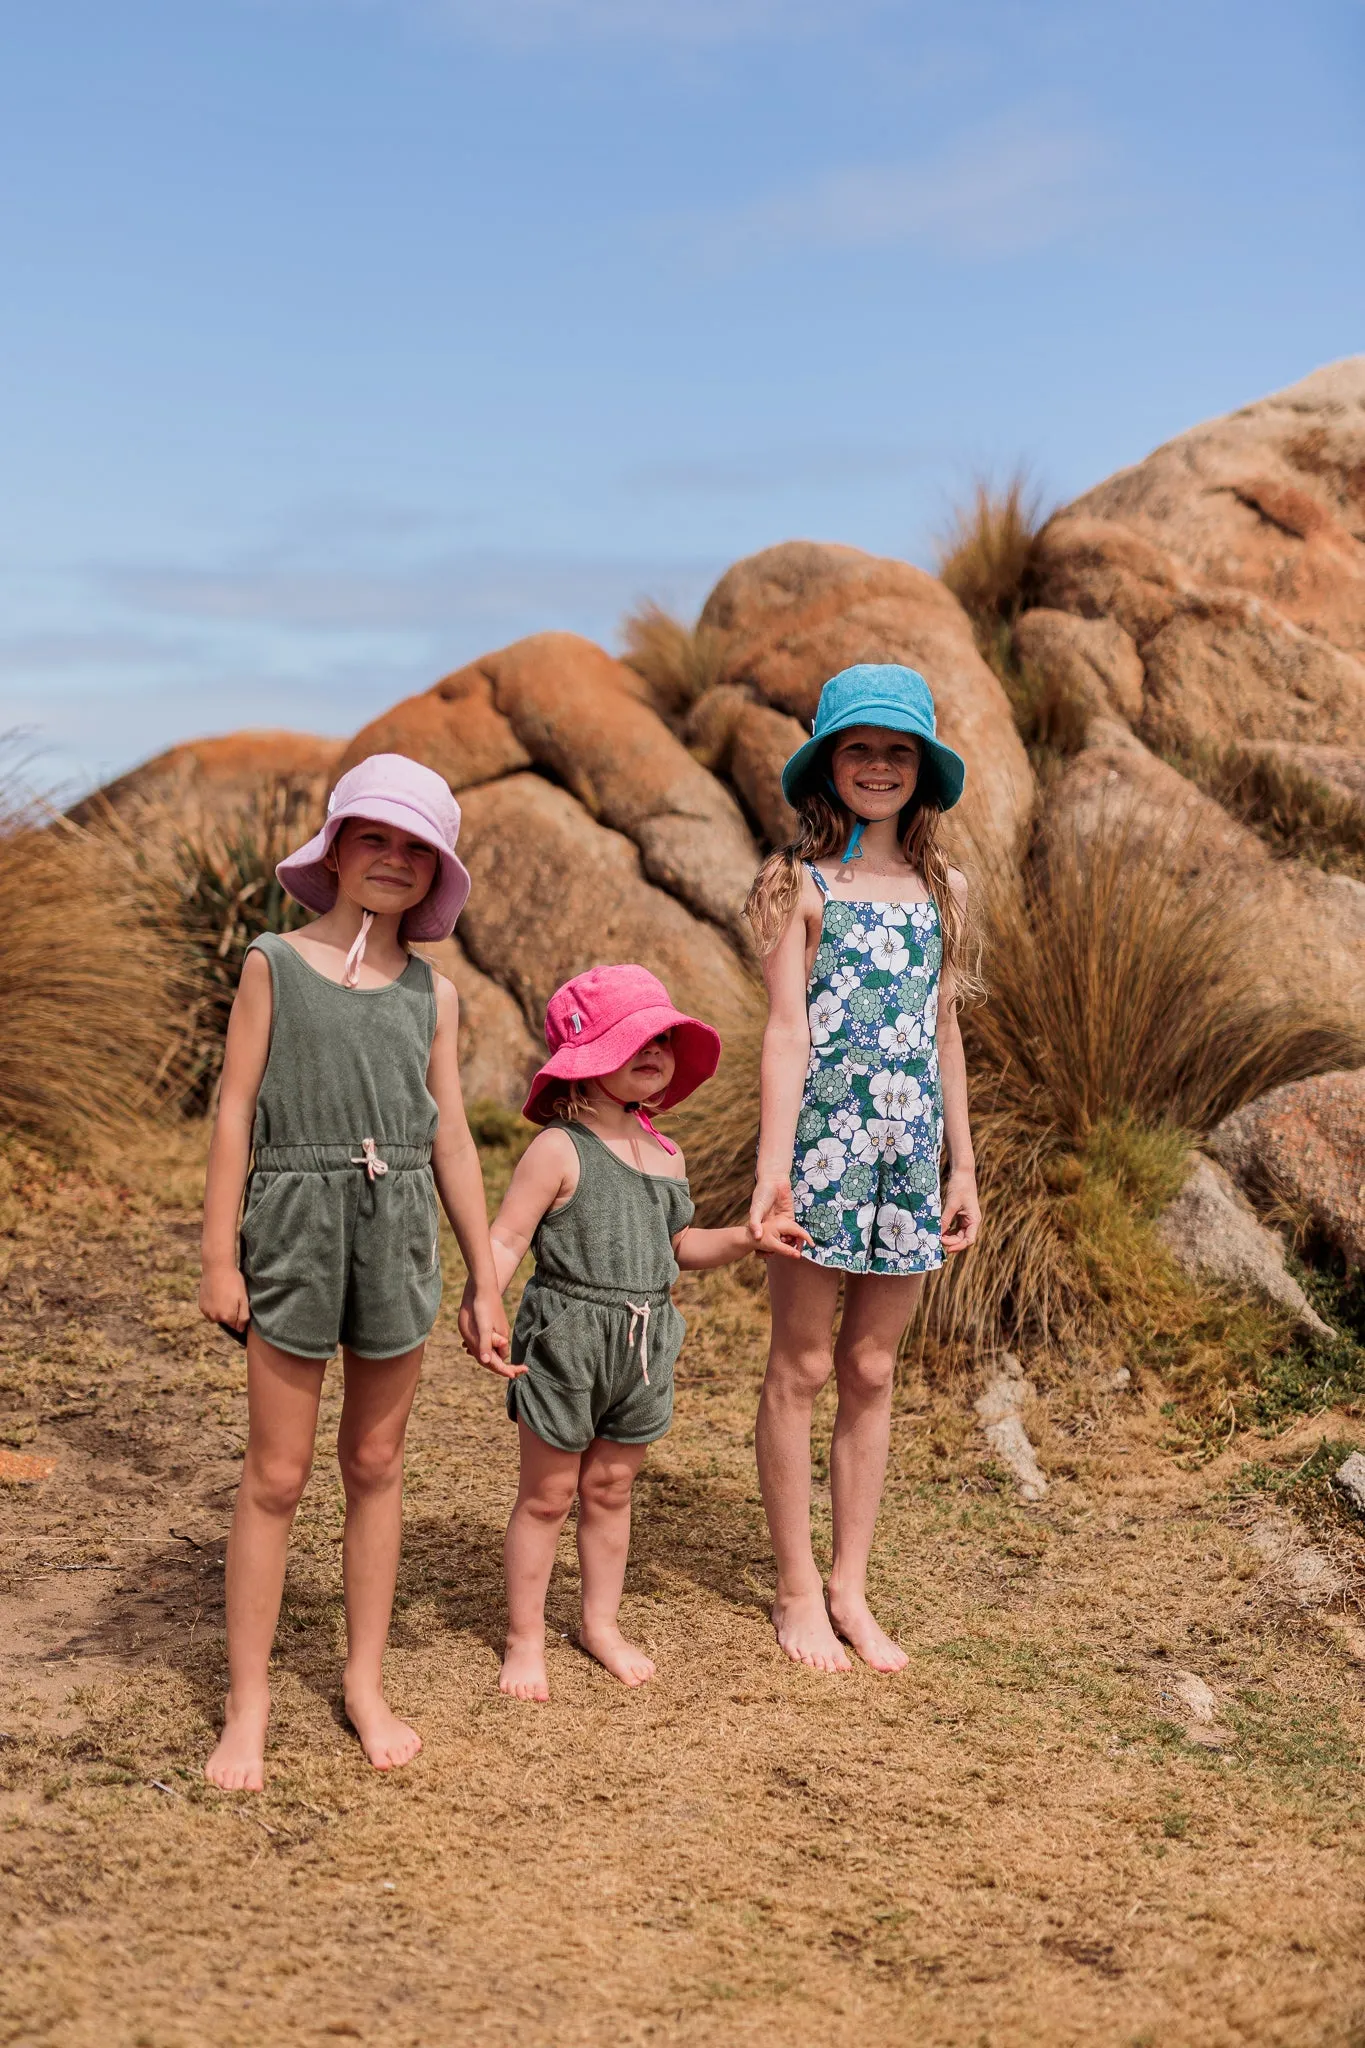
752, 1215, 813, 1258
748, 1172, 798, 1244
199, 1263, 249, 1333
457, 1277, 518, 1378
940, 1169, 981, 1255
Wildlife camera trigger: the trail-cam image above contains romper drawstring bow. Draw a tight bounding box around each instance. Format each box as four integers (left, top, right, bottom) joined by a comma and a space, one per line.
350, 1136, 389, 1181
625, 1299, 652, 1382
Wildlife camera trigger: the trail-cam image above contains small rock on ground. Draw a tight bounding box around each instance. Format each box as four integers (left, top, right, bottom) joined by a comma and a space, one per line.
975, 1355, 1048, 1502
1157, 1153, 1334, 1339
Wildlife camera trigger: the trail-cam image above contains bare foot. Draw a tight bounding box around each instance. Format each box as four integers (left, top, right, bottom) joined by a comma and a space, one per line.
771, 1591, 852, 1673
343, 1686, 423, 1770
204, 1689, 269, 1791
499, 1632, 550, 1702
579, 1622, 655, 1687
827, 1591, 909, 1673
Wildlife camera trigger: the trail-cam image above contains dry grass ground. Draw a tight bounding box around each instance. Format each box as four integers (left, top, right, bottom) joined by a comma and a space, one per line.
3, 1128, 1365, 2048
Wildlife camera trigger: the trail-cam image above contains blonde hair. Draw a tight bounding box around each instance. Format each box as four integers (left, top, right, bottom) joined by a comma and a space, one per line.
745, 790, 983, 1003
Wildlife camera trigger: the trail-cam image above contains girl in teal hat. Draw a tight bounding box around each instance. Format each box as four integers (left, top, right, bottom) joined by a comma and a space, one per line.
745, 663, 982, 1675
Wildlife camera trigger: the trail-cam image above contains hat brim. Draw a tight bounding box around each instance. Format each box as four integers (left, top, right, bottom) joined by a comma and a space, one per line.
781, 719, 965, 812
522, 1005, 721, 1124
276, 795, 471, 940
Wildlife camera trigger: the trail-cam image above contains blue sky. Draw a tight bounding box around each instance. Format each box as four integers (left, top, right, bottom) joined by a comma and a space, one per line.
2, 0, 1361, 798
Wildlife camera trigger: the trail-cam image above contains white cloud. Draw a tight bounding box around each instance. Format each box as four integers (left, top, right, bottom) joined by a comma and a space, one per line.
702, 116, 1105, 262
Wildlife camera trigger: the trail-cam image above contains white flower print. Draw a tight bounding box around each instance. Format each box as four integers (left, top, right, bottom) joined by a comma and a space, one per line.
828, 1103, 862, 1144
868, 1068, 901, 1120
878, 904, 908, 928
831, 963, 861, 1001
876, 1203, 925, 1258
844, 920, 875, 955
851, 1119, 907, 1164
856, 1203, 877, 1246
877, 1012, 920, 1061
792, 1179, 813, 1208
801, 1138, 847, 1191
808, 989, 844, 1045
880, 1071, 924, 1122
868, 926, 910, 975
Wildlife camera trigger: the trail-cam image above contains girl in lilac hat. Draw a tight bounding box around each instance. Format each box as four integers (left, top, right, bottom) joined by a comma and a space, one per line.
198, 753, 508, 1791
471, 962, 809, 1703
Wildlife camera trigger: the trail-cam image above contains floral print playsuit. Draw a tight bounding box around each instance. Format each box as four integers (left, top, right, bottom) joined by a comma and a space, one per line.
791, 863, 945, 1275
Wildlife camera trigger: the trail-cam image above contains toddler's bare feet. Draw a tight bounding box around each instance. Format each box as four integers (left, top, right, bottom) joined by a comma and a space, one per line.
771, 1590, 852, 1673
343, 1684, 423, 1770
827, 1591, 909, 1673
579, 1622, 655, 1687
499, 1632, 550, 1702
204, 1689, 269, 1791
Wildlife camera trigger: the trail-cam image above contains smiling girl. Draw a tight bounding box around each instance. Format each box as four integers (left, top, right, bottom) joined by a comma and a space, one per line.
198, 754, 507, 1789
745, 666, 982, 1675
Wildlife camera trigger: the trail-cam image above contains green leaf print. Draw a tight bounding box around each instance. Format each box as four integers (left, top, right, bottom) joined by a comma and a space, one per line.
848, 986, 886, 1024
901, 1157, 941, 1196
840, 1161, 875, 1203
813, 941, 838, 977
806, 1201, 841, 1244
813, 1063, 852, 1106
822, 901, 856, 940
796, 1105, 825, 1143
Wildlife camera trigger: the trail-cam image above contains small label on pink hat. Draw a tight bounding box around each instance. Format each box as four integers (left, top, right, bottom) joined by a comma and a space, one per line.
570, 1011, 582, 1034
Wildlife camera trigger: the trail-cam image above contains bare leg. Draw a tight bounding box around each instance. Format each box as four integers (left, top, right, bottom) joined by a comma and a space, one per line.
576, 1437, 652, 1685
501, 1421, 581, 1701
205, 1332, 324, 1790
826, 1272, 923, 1672
336, 1342, 425, 1768
755, 1258, 851, 1673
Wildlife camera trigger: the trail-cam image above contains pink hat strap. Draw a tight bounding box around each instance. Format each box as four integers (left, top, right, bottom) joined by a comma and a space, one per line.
342, 912, 375, 989
596, 1083, 679, 1156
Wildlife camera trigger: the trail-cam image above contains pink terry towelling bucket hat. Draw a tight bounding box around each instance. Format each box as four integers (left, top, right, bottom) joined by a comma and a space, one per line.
276, 753, 471, 941
522, 964, 721, 1130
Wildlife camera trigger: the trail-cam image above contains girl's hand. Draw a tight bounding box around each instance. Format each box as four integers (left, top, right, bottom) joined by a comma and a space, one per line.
200, 1264, 249, 1331
748, 1172, 796, 1242
753, 1216, 813, 1259
458, 1279, 519, 1377
940, 1170, 981, 1255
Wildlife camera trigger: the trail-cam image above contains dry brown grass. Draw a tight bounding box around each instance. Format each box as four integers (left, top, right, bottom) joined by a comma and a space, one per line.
0, 779, 191, 1155
620, 599, 727, 721
1168, 739, 1365, 881
3, 1126, 1365, 2046
936, 473, 1048, 631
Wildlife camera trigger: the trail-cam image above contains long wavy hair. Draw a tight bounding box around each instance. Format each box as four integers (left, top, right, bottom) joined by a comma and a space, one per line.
745, 787, 983, 1002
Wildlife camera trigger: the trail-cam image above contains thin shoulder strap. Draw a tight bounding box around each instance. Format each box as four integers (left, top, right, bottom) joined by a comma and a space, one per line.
806, 861, 830, 898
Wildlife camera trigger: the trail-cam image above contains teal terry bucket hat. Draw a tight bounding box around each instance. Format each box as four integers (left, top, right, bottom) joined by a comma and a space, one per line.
780, 663, 966, 813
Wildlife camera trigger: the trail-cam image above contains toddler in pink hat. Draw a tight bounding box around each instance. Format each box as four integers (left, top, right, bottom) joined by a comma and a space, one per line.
198, 753, 507, 1793
466, 961, 809, 1704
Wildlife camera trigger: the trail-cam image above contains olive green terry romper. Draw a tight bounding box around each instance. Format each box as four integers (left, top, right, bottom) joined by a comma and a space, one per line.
508, 1124, 695, 1453
239, 933, 444, 1361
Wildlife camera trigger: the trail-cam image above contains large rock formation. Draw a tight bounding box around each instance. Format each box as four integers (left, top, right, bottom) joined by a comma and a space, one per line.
1025, 358, 1365, 753
70, 732, 343, 843
1210, 1070, 1365, 1271
700, 542, 1034, 864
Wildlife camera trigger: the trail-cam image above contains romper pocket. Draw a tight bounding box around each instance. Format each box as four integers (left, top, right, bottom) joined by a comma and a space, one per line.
518, 1301, 595, 1386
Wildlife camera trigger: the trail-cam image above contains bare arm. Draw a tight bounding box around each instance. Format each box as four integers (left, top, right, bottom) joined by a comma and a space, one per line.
198, 949, 273, 1331
427, 975, 509, 1367
472, 1128, 579, 1378
938, 870, 980, 1256
675, 1218, 810, 1269
748, 881, 816, 1241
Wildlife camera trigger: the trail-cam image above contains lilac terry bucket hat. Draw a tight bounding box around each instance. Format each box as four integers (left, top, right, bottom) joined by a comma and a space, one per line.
276, 753, 471, 941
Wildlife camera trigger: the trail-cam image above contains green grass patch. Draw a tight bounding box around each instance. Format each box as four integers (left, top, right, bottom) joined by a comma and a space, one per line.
1164, 738, 1365, 881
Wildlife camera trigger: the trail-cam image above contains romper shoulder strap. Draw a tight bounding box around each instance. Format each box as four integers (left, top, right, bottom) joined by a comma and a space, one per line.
806, 861, 831, 897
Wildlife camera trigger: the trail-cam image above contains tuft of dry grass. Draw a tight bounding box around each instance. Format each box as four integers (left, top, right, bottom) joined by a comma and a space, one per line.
620, 599, 727, 721
936, 473, 1048, 632
162, 782, 314, 1113
1167, 739, 1365, 881
0, 778, 190, 1155
675, 817, 1365, 1367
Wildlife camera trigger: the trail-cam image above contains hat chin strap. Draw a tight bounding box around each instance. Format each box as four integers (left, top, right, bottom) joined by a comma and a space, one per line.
839, 818, 866, 868
342, 911, 375, 988
595, 1083, 678, 1156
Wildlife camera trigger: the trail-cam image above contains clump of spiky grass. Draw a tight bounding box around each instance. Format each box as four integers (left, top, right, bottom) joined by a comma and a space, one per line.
673, 815, 1365, 1364
620, 600, 727, 722
1166, 739, 1365, 881
937, 474, 1048, 633
166, 782, 315, 1113
0, 777, 192, 1155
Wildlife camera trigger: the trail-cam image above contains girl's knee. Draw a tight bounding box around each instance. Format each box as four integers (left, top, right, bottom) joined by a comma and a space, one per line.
339, 1436, 404, 1498
578, 1456, 637, 1513
766, 1343, 834, 1402
835, 1343, 896, 1400
516, 1468, 579, 1523
245, 1451, 312, 1518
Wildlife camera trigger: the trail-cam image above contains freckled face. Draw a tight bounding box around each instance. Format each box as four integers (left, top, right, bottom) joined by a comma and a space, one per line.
329, 820, 438, 916
598, 1032, 676, 1103
829, 726, 922, 820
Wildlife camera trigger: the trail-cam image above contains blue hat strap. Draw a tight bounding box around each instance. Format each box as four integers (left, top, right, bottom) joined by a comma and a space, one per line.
840, 817, 865, 865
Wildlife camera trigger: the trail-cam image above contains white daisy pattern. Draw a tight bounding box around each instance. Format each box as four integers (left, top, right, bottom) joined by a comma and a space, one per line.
790, 870, 945, 1274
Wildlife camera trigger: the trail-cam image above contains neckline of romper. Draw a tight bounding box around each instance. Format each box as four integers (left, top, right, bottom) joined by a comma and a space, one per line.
570, 1122, 690, 1188
267, 931, 424, 996
807, 861, 936, 911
